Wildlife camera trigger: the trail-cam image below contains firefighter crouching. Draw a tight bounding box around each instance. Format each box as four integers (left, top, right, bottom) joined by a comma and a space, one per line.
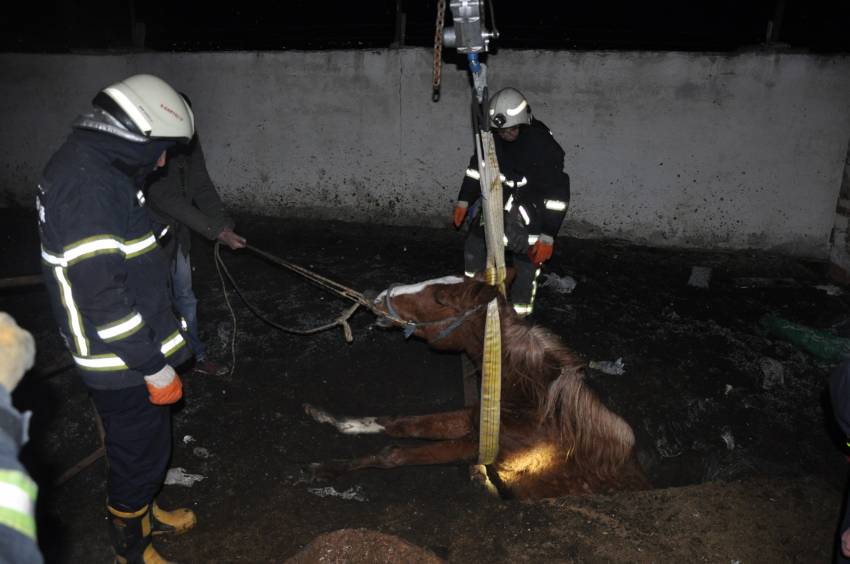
453, 87, 571, 317
37, 74, 197, 563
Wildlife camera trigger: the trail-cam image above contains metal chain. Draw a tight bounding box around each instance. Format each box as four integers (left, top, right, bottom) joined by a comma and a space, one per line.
432, 0, 446, 102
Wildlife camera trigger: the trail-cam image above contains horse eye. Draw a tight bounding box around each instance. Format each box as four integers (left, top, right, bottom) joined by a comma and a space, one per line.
433, 289, 454, 308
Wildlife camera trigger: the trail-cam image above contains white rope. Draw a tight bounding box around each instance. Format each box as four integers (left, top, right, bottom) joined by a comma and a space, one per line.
214, 244, 238, 379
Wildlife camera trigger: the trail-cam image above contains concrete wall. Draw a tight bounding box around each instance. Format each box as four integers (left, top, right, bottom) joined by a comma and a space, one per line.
2, 49, 849, 257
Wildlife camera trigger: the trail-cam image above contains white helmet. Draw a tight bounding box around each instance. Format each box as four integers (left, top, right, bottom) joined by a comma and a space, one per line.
93, 74, 195, 142
488, 87, 532, 129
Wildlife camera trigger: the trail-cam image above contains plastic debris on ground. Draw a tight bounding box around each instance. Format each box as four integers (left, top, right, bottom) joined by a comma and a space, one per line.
759, 313, 850, 362
307, 485, 368, 502
588, 358, 626, 375
733, 277, 801, 289
182, 435, 195, 445
687, 266, 712, 289
815, 284, 844, 296
539, 272, 577, 294
721, 427, 735, 450
164, 467, 206, 487
759, 357, 785, 390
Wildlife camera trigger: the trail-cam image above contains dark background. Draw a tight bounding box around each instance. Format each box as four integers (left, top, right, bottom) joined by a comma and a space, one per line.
2, 0, 849, 53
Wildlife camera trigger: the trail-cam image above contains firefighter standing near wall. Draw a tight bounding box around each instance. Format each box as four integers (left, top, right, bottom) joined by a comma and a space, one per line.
453, 87, 571, 316
146, 94, 247, 378
37, 74, 198, 563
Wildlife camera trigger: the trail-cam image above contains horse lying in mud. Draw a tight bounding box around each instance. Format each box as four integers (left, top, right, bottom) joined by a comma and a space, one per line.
304, 274, 647, 499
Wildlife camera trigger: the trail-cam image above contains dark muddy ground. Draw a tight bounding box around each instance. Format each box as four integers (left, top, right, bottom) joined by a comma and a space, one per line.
2, 207, 849, 563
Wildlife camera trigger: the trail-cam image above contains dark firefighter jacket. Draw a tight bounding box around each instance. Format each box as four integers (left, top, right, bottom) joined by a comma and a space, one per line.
37, 114, 191, 390
145, 134, 232, 260
457, 118, 571, 242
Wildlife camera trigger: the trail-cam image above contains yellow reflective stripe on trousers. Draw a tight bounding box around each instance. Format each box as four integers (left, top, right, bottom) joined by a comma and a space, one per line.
478, 298, 501, 465
53, 266, 89, 356
0, 469, 37, 540
97, 312, 144, 342
544, 199, 567, 211
513, 303, 533, 315
530, 268, 542, 305
40, 232, 158, 267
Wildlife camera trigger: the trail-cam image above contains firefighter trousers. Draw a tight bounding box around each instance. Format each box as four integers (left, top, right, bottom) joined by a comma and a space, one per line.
89, 384, 172, 512
463, 229, 541, 314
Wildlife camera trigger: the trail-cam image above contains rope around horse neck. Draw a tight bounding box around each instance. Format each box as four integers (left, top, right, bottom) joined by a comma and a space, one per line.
214, 241, 485, 362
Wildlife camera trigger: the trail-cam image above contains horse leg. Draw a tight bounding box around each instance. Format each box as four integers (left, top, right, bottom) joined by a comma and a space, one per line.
303, 403, 475, 440
306, 438, 478, 482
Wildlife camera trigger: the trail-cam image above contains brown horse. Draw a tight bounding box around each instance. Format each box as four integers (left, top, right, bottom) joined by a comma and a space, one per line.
303, 274, 647, 499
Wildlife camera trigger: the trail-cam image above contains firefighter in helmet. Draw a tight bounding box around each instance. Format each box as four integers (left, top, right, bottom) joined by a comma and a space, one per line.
453, 87, 571, 316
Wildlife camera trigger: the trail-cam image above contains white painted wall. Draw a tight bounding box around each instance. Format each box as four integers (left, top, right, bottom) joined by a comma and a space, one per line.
1, 49, 849, 256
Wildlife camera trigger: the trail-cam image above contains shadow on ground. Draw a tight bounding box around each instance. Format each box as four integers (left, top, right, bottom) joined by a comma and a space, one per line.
2, 208, 848, 562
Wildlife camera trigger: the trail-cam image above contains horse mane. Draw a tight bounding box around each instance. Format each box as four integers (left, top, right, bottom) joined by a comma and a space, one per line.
498, 306, 636, 477
448, 279, 636, 475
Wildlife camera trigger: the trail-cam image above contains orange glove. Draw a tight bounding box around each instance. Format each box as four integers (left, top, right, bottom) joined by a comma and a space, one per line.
453, 202, 468, 228
144, 365, 183, 405
528, 236, 554, 266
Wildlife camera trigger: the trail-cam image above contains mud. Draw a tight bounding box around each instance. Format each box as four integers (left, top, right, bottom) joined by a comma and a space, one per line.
1, 208, 848, 563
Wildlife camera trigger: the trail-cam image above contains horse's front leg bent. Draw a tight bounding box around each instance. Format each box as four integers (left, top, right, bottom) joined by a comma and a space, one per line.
303, 404, 475, 440
307, 438, 479, 482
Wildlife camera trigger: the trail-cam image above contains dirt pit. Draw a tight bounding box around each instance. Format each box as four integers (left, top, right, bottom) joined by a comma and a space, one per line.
2, 209, 848, 562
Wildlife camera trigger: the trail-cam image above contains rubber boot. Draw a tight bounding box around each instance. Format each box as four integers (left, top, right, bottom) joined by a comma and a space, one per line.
151, 501, 197, 536
107, 504, 174, 564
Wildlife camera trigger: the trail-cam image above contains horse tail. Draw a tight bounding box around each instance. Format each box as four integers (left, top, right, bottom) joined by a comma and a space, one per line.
541, 364, 636, 479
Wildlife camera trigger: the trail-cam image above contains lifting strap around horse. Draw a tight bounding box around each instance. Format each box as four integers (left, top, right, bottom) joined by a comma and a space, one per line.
473, 116, 507, 296
478, 298, 502, 464
469, 72, 505, 473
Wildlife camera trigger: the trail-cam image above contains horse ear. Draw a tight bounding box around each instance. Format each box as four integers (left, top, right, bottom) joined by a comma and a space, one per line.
434, 285, 463, 309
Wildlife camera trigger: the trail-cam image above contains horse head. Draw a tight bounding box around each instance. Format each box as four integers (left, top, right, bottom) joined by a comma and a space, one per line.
373, 273, 509, 351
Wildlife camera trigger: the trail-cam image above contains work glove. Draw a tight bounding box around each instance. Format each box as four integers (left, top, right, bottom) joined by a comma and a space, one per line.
144, 365, 183, 405
453, 202, 469, 229
0, 312, 35, 393
528, 235, 554, 267
217, 227, 247, 250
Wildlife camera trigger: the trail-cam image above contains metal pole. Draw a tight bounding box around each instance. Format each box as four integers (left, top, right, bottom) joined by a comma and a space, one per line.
392, 0, 407, 48
767, 0, 786, 44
